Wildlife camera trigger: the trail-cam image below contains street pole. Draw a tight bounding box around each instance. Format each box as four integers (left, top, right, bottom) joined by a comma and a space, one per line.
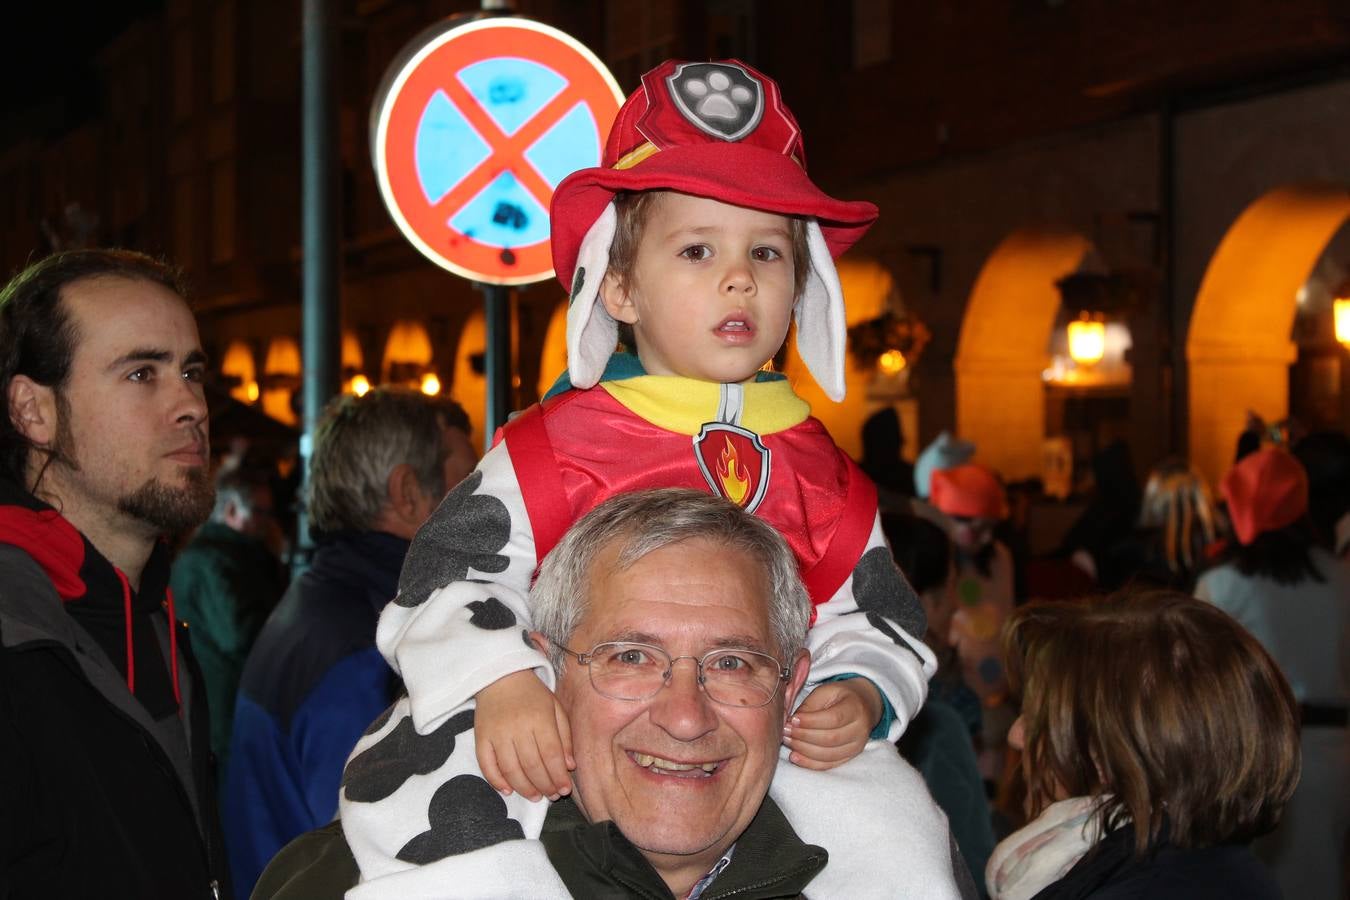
297, 0, 341, 574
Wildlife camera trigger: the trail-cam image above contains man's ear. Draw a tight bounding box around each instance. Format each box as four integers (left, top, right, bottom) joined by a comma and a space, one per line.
598, 271, 639, 325
527, 630, 551, 656
384, 462, 423, 527
782, 648, 812, 717
8, 375, 55, 445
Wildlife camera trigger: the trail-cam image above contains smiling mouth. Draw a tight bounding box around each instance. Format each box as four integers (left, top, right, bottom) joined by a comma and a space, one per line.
630, 751, 721, 777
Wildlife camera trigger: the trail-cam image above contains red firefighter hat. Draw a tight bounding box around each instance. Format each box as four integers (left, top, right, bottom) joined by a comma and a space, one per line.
550, 59, 878, 400
1221, 447, 1309, 545
930, 464, 1009, 521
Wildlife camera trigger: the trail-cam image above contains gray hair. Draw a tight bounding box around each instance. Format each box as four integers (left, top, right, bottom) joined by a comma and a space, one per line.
531, 488, 811, 672
210, 467, 270, 522
306, 388, 469, 533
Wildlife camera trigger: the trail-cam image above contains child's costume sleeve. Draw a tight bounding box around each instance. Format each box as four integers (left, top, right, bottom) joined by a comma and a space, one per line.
373, 439, 551, 733
804, 511, 937, 742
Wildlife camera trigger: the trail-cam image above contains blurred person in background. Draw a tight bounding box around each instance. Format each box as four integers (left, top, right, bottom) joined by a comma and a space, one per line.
1292, 430, 1350, 557
222, 389, 475, 896
1096, 457, 1224, 593
170, 466, 287, 778
990, 591, 1299, 900
913, 430, 976, 504
886, 511, 996, 896
929, 463, 1020, 790
861, 406, 916, 514
1196, 446, 1349, 900
1056, 440, 1140, 585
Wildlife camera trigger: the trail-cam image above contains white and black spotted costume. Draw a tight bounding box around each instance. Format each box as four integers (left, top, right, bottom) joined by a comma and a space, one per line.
336, 56, 967, 899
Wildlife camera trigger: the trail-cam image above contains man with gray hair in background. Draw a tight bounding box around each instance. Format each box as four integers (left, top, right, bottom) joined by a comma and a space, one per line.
255, 488, 972, 898
222, 387, 475, 896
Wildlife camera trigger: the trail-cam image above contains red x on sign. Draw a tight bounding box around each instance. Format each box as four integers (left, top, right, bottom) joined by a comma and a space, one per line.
372, 16, 623, 285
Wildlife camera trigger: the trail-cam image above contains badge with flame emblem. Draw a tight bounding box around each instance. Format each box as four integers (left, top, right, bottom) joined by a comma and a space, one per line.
693, 423, 771, 513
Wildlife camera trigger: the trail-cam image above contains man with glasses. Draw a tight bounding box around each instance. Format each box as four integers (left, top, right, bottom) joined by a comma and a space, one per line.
256, 488, 968, 897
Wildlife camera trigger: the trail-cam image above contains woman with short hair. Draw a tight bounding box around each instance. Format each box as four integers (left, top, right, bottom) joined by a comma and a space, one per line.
987, 590, 1300, 899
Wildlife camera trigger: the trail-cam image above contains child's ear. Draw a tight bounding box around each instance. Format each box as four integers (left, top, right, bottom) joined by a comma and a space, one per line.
599, 271, 639, 325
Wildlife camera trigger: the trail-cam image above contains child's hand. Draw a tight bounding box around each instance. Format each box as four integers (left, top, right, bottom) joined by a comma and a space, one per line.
782, 678, 883, 770
475, 670, 576, 801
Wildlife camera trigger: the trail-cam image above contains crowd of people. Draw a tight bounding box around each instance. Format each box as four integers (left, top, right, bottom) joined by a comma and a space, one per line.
0, 54, 1345, 900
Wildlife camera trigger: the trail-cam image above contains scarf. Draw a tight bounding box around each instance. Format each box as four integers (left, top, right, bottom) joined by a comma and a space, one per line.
986, 796, 1102, 900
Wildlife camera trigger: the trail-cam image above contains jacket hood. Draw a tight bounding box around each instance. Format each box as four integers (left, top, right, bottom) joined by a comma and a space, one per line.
0, 475, 181, 711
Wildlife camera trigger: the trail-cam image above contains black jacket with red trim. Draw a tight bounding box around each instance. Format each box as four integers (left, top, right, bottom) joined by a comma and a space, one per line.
0, 477, 231, 899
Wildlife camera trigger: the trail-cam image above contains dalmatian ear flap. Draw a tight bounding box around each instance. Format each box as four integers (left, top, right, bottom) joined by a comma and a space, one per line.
565, 202, 619, 391
792, 219, 848, 403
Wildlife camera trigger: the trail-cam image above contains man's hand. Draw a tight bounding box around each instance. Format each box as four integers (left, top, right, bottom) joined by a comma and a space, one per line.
475, 670, 575, 801
782, 678, 883, 770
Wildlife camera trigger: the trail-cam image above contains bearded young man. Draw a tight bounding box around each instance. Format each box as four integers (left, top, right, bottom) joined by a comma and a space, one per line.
0, 249, 229, 898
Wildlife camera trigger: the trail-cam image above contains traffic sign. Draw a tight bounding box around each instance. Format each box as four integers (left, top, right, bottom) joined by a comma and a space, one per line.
371, 15, 624, 285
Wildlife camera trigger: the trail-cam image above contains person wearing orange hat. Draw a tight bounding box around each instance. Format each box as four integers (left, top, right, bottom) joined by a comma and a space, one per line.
929, 464, 1017, 783
335, 58, 968, 899
1195, 447, 1348, 900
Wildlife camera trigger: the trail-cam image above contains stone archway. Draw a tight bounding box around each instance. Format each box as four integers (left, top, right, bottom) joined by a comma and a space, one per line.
955, 229, 1093, 481
1186, 183, 1350, 487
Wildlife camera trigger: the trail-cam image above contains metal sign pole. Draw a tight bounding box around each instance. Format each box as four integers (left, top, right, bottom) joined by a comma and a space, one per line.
481, 282, 511, 450
296, 0, 341, 576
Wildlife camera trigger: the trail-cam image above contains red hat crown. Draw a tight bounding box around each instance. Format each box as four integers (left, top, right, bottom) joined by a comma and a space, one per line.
604, 60, 806, 170
930, 464, 1008, 521
1221, 447, 1309, 545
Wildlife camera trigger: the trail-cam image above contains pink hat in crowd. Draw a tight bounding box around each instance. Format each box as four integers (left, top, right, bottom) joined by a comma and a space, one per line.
549, 59, 879, 401
1221, 447, 1309, 545
930, 464, 1009, 521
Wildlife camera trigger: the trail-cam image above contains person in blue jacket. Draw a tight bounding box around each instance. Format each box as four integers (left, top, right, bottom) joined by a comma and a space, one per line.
221, 388, 474, 895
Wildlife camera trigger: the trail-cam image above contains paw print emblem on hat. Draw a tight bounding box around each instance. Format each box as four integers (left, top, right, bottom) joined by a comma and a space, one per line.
665, 62, 764, 141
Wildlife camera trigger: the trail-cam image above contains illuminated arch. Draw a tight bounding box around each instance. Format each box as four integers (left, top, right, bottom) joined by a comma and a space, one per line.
220, 340, 258, 404
955, 229, 1093, 481
381, 320, 434, 384
1186, 183, 1350, 487
537, 300, 568, 399
262, 336, 301, 425
780, 256, 902, 461
451, 310, 487, 443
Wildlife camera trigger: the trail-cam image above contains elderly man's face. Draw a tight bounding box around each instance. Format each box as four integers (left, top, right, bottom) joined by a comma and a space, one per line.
553, 536, 809, 872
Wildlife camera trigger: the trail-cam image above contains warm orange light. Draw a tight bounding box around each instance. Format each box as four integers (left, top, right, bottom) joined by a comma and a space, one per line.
350, 374, 372, 397
420, 372, 442, 396
1067, 314, 1105, 365
878, 349, 907, 375
222, 340, 258, 405
1336, 297, 1350, 347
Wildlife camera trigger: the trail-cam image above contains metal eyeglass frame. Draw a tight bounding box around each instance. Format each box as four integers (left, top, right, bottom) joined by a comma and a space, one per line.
556, 640, 791, 709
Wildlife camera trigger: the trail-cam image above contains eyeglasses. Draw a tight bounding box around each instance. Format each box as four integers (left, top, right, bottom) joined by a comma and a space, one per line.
557, 641, 790, 709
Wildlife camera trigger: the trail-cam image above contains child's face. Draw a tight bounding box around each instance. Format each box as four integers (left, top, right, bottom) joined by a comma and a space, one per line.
600, 192, 797, 384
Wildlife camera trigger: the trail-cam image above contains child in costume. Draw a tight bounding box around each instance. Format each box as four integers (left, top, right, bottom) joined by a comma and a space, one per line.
339, 59, 959, 898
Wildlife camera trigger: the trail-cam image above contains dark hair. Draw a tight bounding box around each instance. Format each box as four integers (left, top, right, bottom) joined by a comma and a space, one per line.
607, 190, 812, 355
1005, 590, 1300, 855
1224, 519, 1325, 586
882, 512, 952, 596
0, 249, 185, 485
1292, 431, 1350, 551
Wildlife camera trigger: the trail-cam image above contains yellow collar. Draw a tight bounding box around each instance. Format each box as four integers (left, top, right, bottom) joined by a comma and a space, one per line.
600, 376, 810, 436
